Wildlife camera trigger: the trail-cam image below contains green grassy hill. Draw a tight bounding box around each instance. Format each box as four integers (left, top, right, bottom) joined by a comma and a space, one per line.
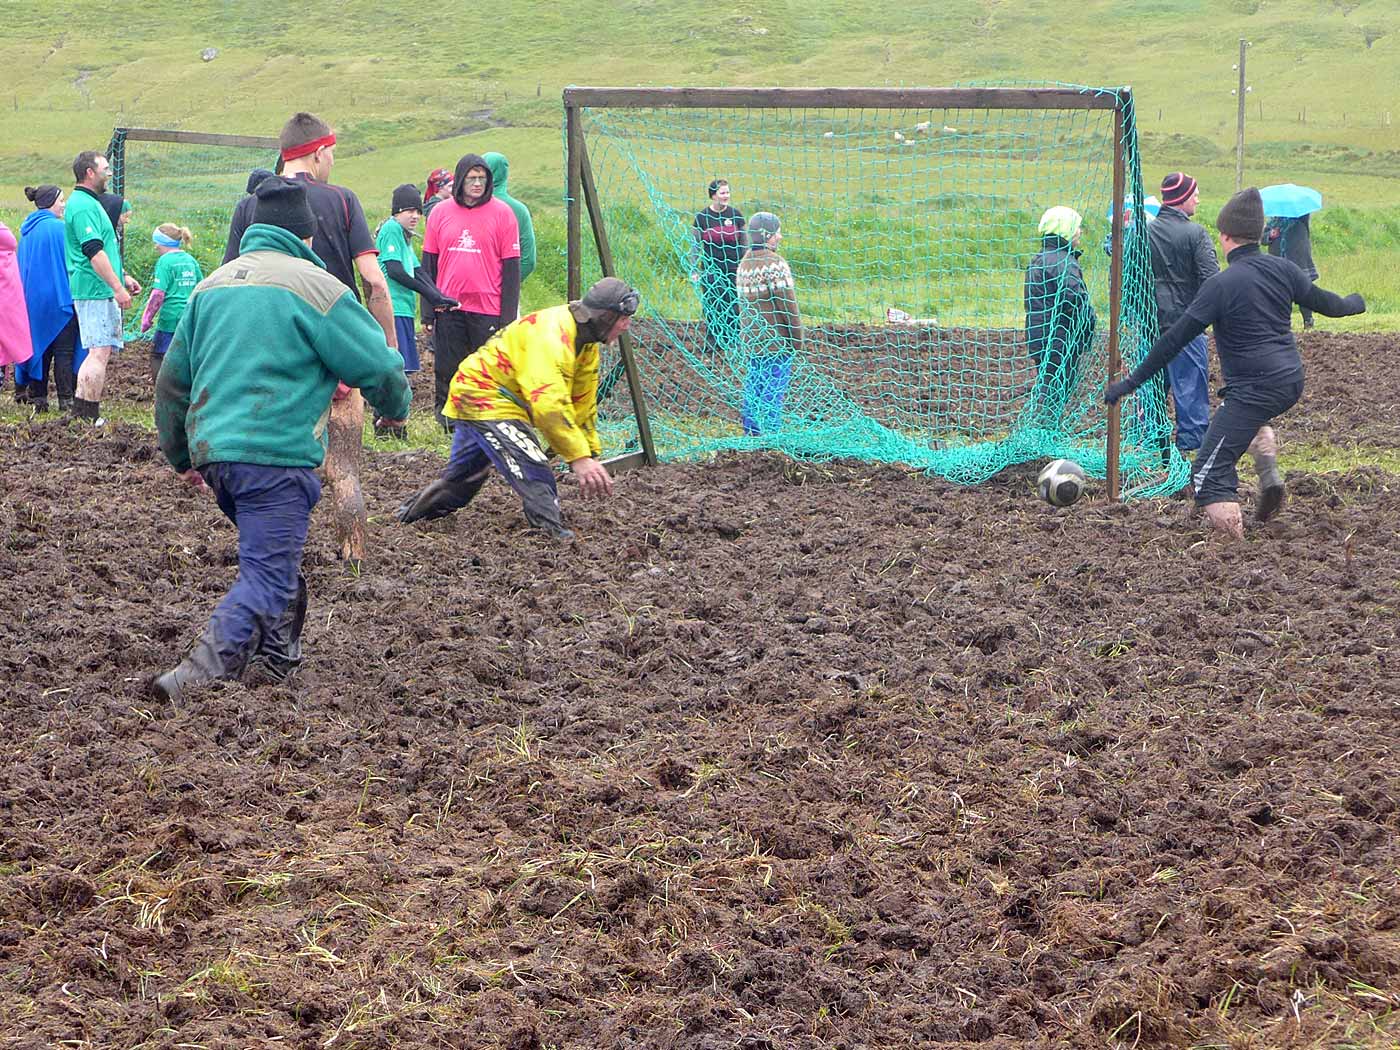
3, 0, 1398, 324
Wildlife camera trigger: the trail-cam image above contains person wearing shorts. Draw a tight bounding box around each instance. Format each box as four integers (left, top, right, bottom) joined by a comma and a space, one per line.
65, 150, 140, 424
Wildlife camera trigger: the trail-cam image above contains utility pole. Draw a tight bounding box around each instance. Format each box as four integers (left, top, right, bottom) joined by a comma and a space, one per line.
1232, 39, 1251, 191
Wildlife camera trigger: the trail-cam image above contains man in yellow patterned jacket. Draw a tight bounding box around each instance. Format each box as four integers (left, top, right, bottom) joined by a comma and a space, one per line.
396, 277, 638, 540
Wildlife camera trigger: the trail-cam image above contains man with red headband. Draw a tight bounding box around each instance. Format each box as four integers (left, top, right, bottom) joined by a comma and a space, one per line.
223, 112, 397, 568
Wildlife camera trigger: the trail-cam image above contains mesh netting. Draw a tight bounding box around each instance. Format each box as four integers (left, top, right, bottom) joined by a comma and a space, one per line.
107, 128, 280, 339
574, 85, 1188, 498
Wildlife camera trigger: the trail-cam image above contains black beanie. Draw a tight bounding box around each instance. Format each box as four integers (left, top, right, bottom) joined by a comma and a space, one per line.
245, 168, 275, 195
25, 185, 62, 209
1216, 187, 1266, 242
392, 183, 423, 213
253, 176, 316, 239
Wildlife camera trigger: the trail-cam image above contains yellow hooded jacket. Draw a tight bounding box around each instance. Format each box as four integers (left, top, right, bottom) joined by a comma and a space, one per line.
445, 304, 602, 462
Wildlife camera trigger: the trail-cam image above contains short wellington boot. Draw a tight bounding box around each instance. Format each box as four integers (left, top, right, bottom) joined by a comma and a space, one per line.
151, 628, 233, 702
396, 473, 487, 523
72, 397, 101, 424
245, 576, 309, 685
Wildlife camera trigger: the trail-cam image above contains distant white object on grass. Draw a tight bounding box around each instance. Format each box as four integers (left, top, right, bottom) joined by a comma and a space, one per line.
201, 48, 219, 62
822, 131, 835, 139
914, 121, 931, 133
942, 125, 958, 134
893, 130, 905, 142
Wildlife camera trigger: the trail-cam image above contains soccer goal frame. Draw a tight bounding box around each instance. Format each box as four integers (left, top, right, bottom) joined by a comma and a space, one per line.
107, 126, 281, 197
564, 85, 1133, 498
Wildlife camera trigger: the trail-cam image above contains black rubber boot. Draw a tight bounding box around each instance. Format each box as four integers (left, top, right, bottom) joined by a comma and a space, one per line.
245, 575, 309, 685
151, 627, 234, 702
72, 397, 102, 424
396, 472, 489, 523
1254, 453, 1285, 522
53, 349, 76, 410
27, 382, 50, 413
149, 351, 164, 385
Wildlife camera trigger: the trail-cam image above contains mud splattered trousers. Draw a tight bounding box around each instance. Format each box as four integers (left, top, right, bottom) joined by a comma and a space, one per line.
440, 419, 566, 531
1191, 376, 1302, 507
197, 463, 320, 673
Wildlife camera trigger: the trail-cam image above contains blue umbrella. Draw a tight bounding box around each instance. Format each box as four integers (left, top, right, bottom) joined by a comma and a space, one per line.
1106, 194, 1161, 222
1259, 183, 1323, 218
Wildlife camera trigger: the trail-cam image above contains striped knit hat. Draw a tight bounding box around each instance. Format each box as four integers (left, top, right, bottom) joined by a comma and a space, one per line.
1160, 172, 1198, 207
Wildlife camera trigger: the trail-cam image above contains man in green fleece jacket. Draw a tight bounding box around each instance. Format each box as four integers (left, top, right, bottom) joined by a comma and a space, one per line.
483, 152, 536, 283
152, 177, 411, 701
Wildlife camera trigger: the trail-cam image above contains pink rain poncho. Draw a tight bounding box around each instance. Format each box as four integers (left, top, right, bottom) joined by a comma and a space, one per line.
0, 223, 34, 367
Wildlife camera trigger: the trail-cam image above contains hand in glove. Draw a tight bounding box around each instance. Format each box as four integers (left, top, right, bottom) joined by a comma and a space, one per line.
1103, 377, 1136, 406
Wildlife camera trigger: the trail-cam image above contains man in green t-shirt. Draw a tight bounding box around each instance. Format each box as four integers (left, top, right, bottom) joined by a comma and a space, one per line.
375, 183, 456, 435
64, 150, 141, 424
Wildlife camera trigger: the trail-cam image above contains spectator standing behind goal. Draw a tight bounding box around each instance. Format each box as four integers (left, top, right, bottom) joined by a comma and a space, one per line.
690, 178, 746, 355
65, 151, 141, 426
140, 223, 204, 383
1148, 172, 1219, 454
152, 177, 410, 701
1024, 206, 1096, 425
375, 183, 457, 392
423, 167, 453, 217
484, 152, 536, 284
1105, 188, 1365, 539
1263, 213, 1319, 329
420, 152, 521, 429
15, 185, 79, 413
735, 212, 803, 435
396, 277, 639, 541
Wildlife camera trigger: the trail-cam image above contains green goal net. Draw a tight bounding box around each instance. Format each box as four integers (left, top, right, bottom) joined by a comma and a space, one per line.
570, 84, 1188, 498
107, 127, 280, 339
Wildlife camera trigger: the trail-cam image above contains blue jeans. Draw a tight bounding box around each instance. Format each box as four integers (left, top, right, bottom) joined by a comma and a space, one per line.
1165, 333, 1210, 451
742, 355, 794, 435
198, 463, 321, 672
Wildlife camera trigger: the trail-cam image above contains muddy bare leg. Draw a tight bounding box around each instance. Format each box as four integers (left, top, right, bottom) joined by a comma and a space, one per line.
326, 389, 367, 570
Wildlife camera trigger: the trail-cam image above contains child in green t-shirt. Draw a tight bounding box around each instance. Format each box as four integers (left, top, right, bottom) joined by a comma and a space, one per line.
376, 183, 457, 376
141, 223, 205, 382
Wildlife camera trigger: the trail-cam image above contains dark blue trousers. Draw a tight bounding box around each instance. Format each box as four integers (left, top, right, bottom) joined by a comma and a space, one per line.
1165, 333, 1210, 451
444, 419, 565, 530
395, 315, 420, 373
198, 463, 321, 672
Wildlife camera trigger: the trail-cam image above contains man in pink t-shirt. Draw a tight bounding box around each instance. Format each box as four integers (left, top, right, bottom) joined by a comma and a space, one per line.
421, 152, 520, 427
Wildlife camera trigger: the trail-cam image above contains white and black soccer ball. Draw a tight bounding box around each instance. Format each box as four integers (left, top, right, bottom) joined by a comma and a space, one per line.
1037, 459, 1086, 507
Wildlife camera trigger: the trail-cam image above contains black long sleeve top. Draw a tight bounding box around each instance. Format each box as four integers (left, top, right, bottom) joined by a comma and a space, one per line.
1128, 244, 1364, 390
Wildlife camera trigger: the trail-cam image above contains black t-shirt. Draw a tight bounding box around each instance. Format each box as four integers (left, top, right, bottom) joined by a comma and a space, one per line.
693, 206, 746, 276
222, 173, 376, 299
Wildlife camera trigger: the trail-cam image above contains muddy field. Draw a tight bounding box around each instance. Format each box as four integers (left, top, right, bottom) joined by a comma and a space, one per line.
1, 332, 1398, 1048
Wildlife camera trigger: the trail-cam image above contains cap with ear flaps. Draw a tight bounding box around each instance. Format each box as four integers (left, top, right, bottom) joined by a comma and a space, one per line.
581, 277, 640, 316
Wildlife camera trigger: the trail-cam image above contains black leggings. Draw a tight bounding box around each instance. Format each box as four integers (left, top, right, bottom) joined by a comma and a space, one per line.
1191, 378, 1302, 506
27, 316, 78, 405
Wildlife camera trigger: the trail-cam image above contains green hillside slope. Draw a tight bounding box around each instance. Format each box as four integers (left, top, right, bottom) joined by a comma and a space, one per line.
3, 0, 1397, 325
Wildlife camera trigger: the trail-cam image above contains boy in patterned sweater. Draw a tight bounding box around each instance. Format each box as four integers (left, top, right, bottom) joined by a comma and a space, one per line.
734, 212, 803, 435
